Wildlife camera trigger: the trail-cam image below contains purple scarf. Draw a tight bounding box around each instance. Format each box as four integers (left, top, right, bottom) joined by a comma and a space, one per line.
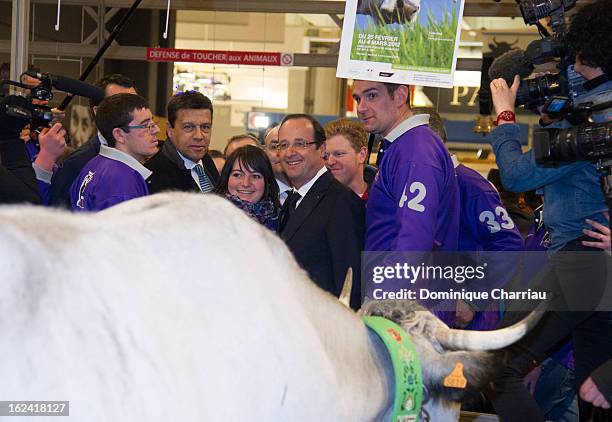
224, 193, 279, 231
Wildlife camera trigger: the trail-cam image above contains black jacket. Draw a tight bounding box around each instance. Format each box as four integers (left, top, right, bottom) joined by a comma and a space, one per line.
0, 138, 41, 204
49, 134, 101, 208
279, 170, 365, 309
145, 140, 219, 194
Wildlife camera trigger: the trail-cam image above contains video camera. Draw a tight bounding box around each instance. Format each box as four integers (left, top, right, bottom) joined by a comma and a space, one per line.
533, 91, 612, 166
489, 0, 582, 111
1, 71, 104, 130
489, 0, 612, 167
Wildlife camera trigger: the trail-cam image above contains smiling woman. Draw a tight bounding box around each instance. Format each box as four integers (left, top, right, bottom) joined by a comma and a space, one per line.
214, 145, 280, 230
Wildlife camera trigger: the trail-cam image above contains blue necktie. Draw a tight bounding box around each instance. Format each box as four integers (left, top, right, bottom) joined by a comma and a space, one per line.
194, 164, 213, 193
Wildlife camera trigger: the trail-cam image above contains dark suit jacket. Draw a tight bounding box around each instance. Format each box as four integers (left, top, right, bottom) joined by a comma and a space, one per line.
49, 134, 101, 208
145, 140, 220, 194
279, 170, 365, 309
0, 138, 41, 204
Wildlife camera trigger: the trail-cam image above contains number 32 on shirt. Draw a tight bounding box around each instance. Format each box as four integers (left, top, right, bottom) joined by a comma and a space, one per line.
399, 182, 426, 212
479, 207, 515, 233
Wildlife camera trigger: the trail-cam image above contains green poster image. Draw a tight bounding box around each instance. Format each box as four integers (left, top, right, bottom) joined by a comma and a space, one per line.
337, 0, 465, 88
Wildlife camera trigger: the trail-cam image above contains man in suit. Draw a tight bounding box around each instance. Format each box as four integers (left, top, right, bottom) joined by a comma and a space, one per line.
277, 114, 364, 309
49, 74, 137, 207
145, 91, 219, 193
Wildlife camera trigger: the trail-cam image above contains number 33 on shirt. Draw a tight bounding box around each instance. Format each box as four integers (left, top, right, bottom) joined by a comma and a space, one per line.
479, 206, 515, 233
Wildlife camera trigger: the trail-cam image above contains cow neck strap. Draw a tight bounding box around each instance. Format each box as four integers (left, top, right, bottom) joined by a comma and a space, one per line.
362, 316, 423, 422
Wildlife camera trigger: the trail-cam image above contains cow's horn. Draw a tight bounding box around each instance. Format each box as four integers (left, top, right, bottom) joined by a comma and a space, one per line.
339, 267, 353, 308
434, 300, 547, 351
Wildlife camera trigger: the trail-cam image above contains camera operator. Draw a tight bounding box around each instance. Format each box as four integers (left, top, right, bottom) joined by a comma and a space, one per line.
485, 0, 612, 420
0, 95, 41, 204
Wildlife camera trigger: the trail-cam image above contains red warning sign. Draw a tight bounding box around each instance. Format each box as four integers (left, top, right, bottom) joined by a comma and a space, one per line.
147, 48, 293, 67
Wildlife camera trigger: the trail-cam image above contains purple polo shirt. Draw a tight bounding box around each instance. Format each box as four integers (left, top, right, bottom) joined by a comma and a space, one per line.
70, 145, 151, 212
455, 159, 523, 251
365, 114, 460, 251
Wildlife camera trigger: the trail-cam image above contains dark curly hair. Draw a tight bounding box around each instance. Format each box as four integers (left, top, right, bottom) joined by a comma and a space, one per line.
565, 0, 612, 74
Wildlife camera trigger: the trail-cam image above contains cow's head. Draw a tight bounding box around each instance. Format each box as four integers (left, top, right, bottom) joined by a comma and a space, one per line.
362, 0, 421, 25
358, 299, 545, 420
391, 0, 421, 25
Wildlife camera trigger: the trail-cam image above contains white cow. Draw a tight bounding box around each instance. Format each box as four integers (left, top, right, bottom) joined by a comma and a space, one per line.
0, 193, 542, 421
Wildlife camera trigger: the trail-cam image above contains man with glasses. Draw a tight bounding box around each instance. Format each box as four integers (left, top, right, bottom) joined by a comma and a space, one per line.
70, 93, 159, 211
50, 73, 138, 207
145, 91, 219, 193
277, 113, 364, 309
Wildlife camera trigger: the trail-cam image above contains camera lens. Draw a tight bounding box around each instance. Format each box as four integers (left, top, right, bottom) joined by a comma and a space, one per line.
516, 74, 562, 107
535, 122, 612, 165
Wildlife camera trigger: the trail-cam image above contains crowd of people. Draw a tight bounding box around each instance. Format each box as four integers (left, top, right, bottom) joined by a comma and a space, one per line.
0, 0, 611, 418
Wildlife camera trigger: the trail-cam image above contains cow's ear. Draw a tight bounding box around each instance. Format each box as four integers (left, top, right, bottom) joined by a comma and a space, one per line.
357, 296, 372, 315
338, 267, 352, 308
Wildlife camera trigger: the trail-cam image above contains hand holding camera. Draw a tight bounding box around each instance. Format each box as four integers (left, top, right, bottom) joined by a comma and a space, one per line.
490, 75, 520, 117
35, 123, 67, 172
0, 95, 35, 140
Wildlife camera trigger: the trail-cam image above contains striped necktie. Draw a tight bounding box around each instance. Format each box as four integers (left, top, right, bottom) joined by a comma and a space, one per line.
194, 163, 213, 193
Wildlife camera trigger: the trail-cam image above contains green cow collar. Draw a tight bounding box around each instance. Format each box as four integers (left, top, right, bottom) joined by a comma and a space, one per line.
362, 316, 424, 422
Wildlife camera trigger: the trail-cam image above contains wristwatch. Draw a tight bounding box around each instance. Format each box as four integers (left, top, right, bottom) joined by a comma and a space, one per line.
495, 110, 516, 126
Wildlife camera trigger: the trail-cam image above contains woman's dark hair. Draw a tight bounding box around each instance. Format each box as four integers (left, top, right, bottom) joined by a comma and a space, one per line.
214, 145, 280, 208
565, 0, 612, 74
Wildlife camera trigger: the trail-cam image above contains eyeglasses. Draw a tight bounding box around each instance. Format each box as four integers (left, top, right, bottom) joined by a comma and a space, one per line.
123, 121, 159, 132
266, 141, 280, 151
276, 139, 318, 151
181, 123, 211, 134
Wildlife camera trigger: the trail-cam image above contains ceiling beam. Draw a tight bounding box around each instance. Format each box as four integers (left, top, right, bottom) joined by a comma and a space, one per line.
0, 0, 529, 17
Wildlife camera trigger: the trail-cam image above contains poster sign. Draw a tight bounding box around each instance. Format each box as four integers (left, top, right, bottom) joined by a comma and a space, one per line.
336, 0, 465, 88
146, 48, 293, 67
